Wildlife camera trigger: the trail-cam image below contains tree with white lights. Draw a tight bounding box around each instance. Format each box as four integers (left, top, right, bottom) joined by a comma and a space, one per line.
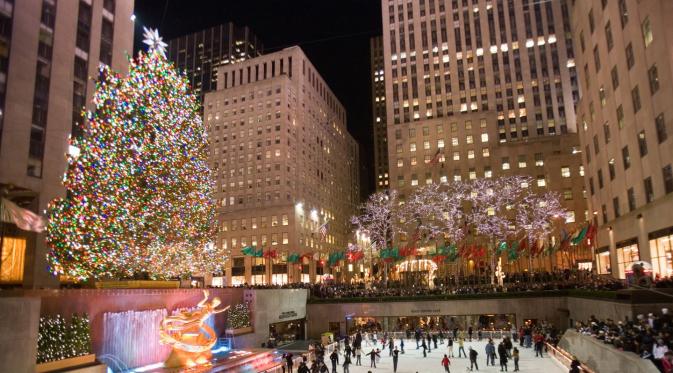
351, 190, 402, 251
402, 182, 467, 245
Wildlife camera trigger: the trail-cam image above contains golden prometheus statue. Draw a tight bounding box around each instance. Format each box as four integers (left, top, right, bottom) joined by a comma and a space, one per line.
160, 290, 229, 367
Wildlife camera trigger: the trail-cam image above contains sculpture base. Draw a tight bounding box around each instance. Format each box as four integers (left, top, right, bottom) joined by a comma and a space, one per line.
164, 348, 212, 369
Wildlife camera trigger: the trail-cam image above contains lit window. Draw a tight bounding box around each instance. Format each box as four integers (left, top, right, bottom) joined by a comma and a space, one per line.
410, 143, 417, 152
502, 158, 510, 170
468, 150, 475, 159
438, 139, 445, 148
561, 167, 571, 178
481, 133, 489, 143
452, 137, 459, 146
453, 151, 460, 161
397, 159, 404, 167
410, 157, 417, 165
423, 141, 431, 150
466, 135, 473, 144
537, 176, 546, 187
482, 148, 490, 157
642, 17, 653, 47
566, 211, 576, 223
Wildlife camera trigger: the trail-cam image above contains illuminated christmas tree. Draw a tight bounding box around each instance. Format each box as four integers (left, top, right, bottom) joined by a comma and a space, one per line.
46, 28, 220, 279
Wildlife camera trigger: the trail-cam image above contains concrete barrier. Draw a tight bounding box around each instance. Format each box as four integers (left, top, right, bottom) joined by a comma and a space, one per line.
558, 329, 659, 373
0, 297, 41, 373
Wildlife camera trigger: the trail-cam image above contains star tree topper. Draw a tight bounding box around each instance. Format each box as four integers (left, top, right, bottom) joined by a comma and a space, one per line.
142, 27, 167, 55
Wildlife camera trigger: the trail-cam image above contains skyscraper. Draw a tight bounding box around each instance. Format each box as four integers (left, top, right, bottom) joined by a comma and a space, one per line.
371, 36, 390, 191
167, 23, 263, 102
571, 0, 673, 278
381, 0, 587, 257
0, 0, 135, 287
203, 46, 360, 285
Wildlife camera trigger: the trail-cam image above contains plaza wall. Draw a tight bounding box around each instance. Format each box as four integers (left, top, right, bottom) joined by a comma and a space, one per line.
0, 297, 41, 373
559, 329, 659, 373
306, 296, 568, 339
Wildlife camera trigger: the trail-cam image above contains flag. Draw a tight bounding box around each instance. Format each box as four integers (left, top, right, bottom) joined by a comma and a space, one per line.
0, 198, 46, 232
428, 148, 442, 166
318, 220, 329, 241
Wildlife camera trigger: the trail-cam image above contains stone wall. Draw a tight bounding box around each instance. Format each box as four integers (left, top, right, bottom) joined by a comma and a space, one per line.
559, 329, 659, 373
0, 297, 41, 373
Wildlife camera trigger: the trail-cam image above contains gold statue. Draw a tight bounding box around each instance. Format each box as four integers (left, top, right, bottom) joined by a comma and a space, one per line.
160, 290, 229, 367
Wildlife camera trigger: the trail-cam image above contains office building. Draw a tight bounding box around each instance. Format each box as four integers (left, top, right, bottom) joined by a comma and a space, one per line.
0, 0, 135, 287
572, 0, 673, 278
167, 23, 263, 102
204, 46, 360, 285
381, 0, 588, 255
371, 35, 390, 191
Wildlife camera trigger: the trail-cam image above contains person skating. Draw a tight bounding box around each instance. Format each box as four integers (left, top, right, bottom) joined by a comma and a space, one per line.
342, 354, 351, 373
298, 362, 310, 373
427, 333, 432, 352
534, 333, 545, 357
400, 338, 405, 354
468, 326, 473, 341
388, 338, 394, 356
367, 349, 379, 368
286, 352, 294, 373
485, 339, 496, 366
439, 329, 445, 345
375, 348, 381, 365
415, 329, 421, 349
458, 336, 467, 358
441, 354, 451, 372
392, 346, 400, 372
329, 350, 339, 373
447, 337, 454, 357
421, 339, 428, 357
319, 361, 328, 373
344, 343, 352, 359
469, 346, 479, 371
504, 336, 513, 357
355, 346, 362, 366
498, 341, 508, 371
512, 347, 520, 371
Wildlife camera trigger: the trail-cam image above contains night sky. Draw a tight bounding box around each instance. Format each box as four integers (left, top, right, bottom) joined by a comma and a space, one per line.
133, 0, 383, 199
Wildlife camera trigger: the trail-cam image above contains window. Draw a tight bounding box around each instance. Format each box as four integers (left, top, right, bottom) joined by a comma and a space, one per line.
603, 122, 610, 143
617, 105, 625, 129
655, 113, 667, 143
648, 65, 660, 94
566, 211, 576, 223
644, 177, 654, 203
619, 0, 628, 28
453, 151, 460, 161
627, 188, 636, 211
609, 159, 616, 180
631, 86, 641, 113
561, 167, 571, 178
410, 143, 417, 152
598, 169, 604, 189
664, 165, 673, 194
593, 46, 601, 71
588, 9, 595, 33
502, 157, 510, 170
563, 189, 573, 200
482, 148, 490, 157
611, 66, 619, 90
622, 146, 631, 169
625, 43, 635, 69
649, 233, 673, 277
535, 153, 544, 166
605, 21, 614, 50
481, 133, 489, 143
518, 155, 527, 168
613, 197, 621, 218
617, 242, 640, 279
589, 177, 595, 195
642, 17, 653, 47
537, 176, 546, 187
638, 130, 648, 157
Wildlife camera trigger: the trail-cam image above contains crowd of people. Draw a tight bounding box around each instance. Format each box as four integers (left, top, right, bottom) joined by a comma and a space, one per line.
575, 308, 673, 372
308, 270, 626, 299
277, 321, 561, 373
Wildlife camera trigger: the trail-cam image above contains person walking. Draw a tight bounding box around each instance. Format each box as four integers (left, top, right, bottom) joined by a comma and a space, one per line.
485, 339, 495, 366
330, 350, 339, 373
469, 346, 479, 371
512, 347, 520, 372
498, 341, 508, 372
342, 354, 351, 373
421, 339, 428, 357
458, 336, 466, 358
367, 349, 379, 368
392, 346, 400, 373
447, 337, 454, 357
441, 354, 451, 372
355, 346, 362, 366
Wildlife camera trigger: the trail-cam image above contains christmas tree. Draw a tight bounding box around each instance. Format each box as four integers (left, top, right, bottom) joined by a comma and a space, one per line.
46, 28, 220, 279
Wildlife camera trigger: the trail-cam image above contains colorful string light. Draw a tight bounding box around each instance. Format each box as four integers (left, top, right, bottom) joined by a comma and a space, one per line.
46, 46, 220, 280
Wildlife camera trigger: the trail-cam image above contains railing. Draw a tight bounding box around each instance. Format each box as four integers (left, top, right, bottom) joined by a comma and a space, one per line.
308, 289, 621, 304
545, 342, 595, 373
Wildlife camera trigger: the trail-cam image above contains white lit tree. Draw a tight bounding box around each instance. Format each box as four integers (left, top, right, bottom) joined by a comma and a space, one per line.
402, 182, 467, 245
